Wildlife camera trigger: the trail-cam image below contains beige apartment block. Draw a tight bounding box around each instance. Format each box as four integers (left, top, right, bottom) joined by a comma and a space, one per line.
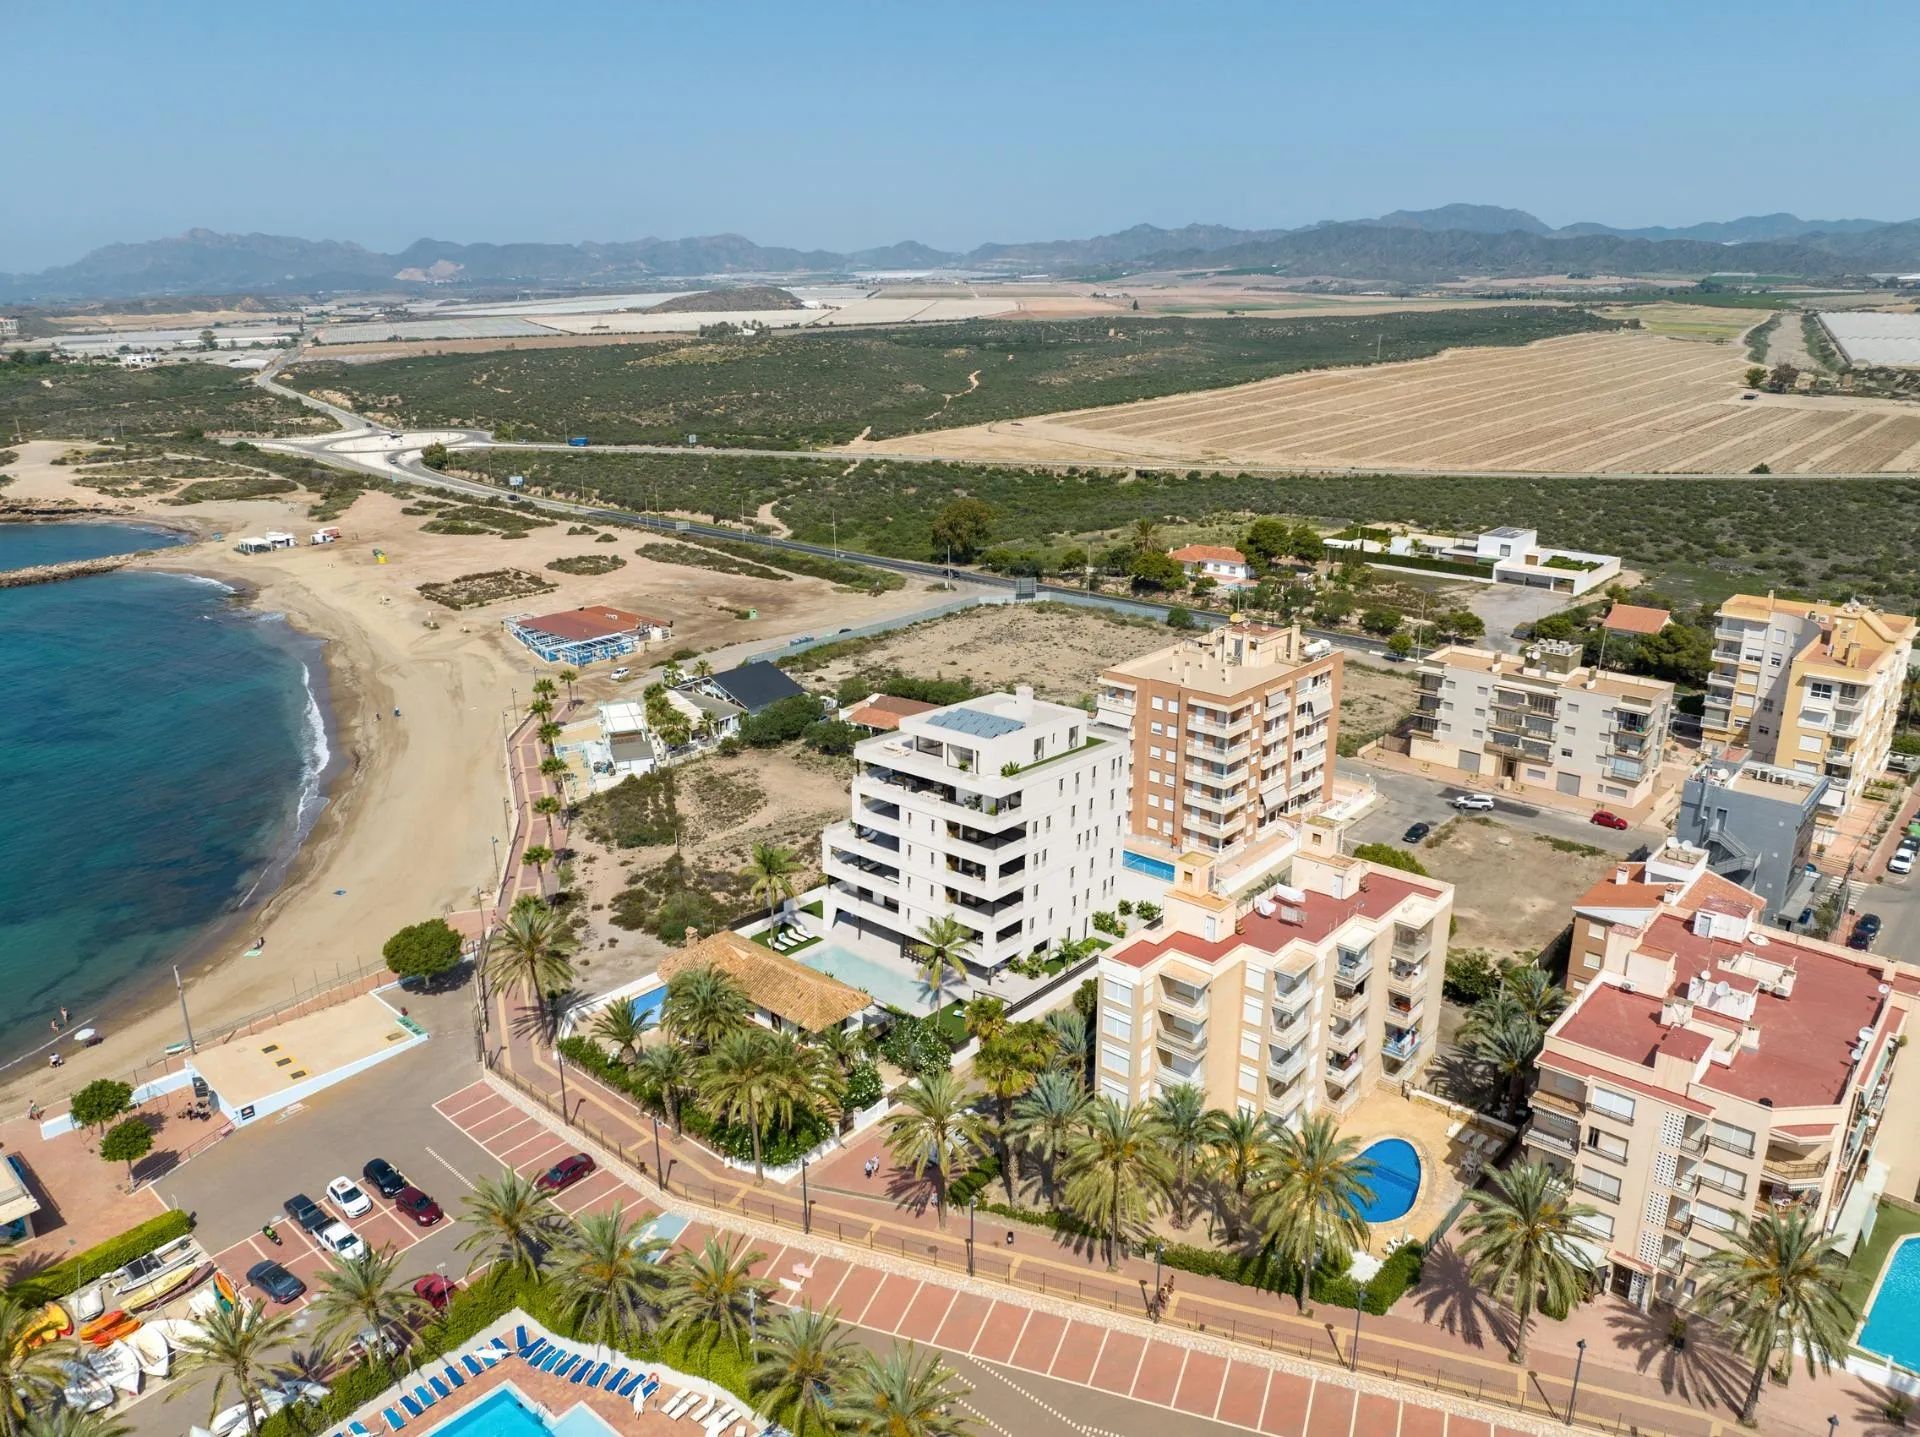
1701, 594, 1915, 819
1523, 874, 1906, 1310
1096, 620, 1341, 865
1566, 839, 1767, 993
1408, 641, 1674, 809
1094, 826, 1453, 1128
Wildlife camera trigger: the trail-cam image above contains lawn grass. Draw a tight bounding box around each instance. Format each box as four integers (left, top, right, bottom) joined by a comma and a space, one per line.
1841, 1199, 1920, 1329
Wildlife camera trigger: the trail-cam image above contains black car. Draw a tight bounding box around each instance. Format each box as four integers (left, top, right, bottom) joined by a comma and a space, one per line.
247, 1260, 306, 1304
1856, 913, 1885, 940
362, 1158, 407, 1198
1402, 822, 1431, 844
282, 1193, 328, 1233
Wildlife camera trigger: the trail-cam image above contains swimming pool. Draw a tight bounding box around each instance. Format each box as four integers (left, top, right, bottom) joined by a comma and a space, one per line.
795, 941, 935, 1013
1356, 1138, 1422, 1223
425, 1388, 617, 1437
1123, 850, 1177, 882
1860, 1235, 1920, 1368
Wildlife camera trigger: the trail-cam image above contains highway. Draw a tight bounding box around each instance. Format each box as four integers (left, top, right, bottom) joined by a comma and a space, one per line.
246, 350, 1394, 657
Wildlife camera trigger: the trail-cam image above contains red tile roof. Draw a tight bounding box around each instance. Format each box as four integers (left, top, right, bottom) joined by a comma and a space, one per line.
1110, 871, 1443, 969
1168, 544, 1247, 566
518, 606, 664, 642
1538, 1050, 1714, 1116
1603, 603, 1671, 636
846, 695, 938, 731
1552, 912, 1892, 1108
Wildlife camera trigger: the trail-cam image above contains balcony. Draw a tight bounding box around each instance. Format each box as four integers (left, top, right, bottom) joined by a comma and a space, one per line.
1157, 980, 1209, 1018
1762, 1151, 1830, 1183
1185, 762, 1247, 788
1186, 710, 1253, 740
1325, 1054, 1363, 1090
1267, 1045, 1308, 1083
1328, 1020, 1365, 1054
1664, 1203, 1694, 1235
1383, 1028, 1422, 1064
1271, 1004, 1311, 1044
1156, 1016, 1208, 1058
1388, 960, 1427, 993
1332, 988, 1370, 1021
1387, 995, 1425, 1026
1530, 1087, 1584, 1119
1334, 950, 1373, 988
1391, 926, 1433, 963
1180, 808, 1242, 839
1524, 1119, 1578, 1157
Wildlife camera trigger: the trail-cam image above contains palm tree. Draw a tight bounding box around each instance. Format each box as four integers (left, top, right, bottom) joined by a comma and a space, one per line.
553, 1204, 670, 1350
1456, 1160, 1597, 1364
1, 1291, 73, 1437
633, 1043, 696, 1134
743, 843, 801, 927
528, 697, 554, 722
455, 1169, 565, 1276
592, 997, 653, 1064
1044, 1007, 1090, 1083
556, 667, 578, 704
1691, 1209, 1855, 1426
883, 1071, 987, 1226
911, 917, 974, 1011
539, 755, 568, 792
660, 1237, 771, 1352
1207, 1108, 1274, 1238
532, 678, 558, 701
1129, 517, 1163, 554
750, 1304, 859, 1437
533, 794, 564, 842
483, 895, 577, 1029
170, 1301, 294, 1437
1252, 1113, 1374, 1317
1472, 1016, 1546, 1118
974, 1035, 1042, 1203
1148, 1083, 1215, 1227
961, 994, 1008, 1046
663, 964, 751, 1052
840, 1342, 971, 1437
1502, 965, 1569, 1029
662, 661, 685, 688
1008, 1068, 1087, 1208
1060, 1098, 1172, 1268
309, 1245, 426, 1354
699, 1029, 817, 1181
693, 658, 714, 680
537, 721, 563, 753
20, 1409, 130, 1437
521, 843, 554, 886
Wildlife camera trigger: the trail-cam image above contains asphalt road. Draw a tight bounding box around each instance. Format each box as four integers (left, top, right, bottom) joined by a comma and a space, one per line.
1341, 757, 1644, 856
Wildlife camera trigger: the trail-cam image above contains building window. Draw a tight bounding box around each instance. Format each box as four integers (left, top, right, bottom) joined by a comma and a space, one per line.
1101, 1012, 1132, 1041
1697, 1160, 1745, 1197
1590, 1086, 1636, 1122
1151, 696, 1164, 711
1585, 1128, 1630, 1163
1100, 1042, 1130, 1074
1575, 1168, 1622, 1203
1708, 1121, 1756, 1158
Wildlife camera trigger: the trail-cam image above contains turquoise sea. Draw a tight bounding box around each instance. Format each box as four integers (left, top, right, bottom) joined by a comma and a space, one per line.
0, 524, 330, 1069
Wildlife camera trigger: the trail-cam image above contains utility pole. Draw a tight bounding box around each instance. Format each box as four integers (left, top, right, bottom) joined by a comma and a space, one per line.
172, 965, 197, 1054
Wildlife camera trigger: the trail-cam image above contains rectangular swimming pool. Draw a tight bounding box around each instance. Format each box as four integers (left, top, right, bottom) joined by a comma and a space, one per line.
794, 941, 935, 1013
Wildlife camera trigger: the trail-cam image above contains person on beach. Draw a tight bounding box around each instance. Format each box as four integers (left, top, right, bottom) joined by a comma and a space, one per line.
49, 1018, 58, 1034
59, 1007, 69, 1026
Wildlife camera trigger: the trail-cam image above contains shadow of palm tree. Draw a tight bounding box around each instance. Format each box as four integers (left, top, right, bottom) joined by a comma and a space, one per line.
1410, 1238, 1512, 1353
1601, 1303, 1751, 1415
1425, 1048, 1500, 1110
1851, 1382, 1913, 1436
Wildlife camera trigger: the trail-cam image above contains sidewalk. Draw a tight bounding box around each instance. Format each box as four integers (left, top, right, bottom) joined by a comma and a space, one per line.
484, 678, 1891, 1437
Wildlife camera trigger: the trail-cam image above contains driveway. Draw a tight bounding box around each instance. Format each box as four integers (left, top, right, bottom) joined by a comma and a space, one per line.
1462, 580, 1593, 653
1344, 758, 1642, 856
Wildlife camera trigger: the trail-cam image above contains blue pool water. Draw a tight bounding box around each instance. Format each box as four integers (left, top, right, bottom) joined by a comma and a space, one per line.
1860, 1235, 1920, 1368
1123, 850, 1177, 882
424, 1389, 615, 1437
1356, 1138, 1422, 1223
797, 940, 933, 1013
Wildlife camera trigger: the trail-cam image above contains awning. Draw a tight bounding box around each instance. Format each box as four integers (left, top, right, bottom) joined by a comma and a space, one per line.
1831, 1159, 1889, 1258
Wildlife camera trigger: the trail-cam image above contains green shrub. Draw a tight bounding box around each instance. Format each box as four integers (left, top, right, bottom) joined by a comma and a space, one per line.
946, 1152, 1001, 1207
14, 1209, 196, 1302
878, 1013, 953, 1077
741, 695, 827, 746
1443, 949, 1502, 1005
578, 770, 679, 848
382, 917, 464, 981
844, 1060, 883, 1110
1352, 842, 1429, 876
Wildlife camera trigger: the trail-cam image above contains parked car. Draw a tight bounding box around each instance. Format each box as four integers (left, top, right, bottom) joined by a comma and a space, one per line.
413, 1275, 458, 1311
1450, 794, 1495, 812
247, 1261, 306, 1304
393, 1187, 443, 1227
537, 1154, 596, 1193
1855, 913, 1884, 940
1590, 811, 1630, 830
314, 1221, 367, 1261
362, 1158, 407, 1198
1891, 848, 1915, 876
325, 1177, 371, 1218
282, 1194, 329, 1234
610, 667, 631, 681
1402, 822, 1431, 844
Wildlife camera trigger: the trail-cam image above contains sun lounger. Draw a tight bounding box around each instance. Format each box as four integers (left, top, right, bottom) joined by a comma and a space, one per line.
398, 1395, 423, 1419
668, 1392, 698, 1418
461, 1356, 485, 1378
381, 1408, 406, 1432
615, 1372, 642, 1397
428, 1377, 450, 1400
413, 1386, 436, 1410
522, 1339, 549, 1365
638, 1376, 660, 1398
568, 1362, 591, 1386
513, 1325, 531, 1352
536, 1347, 563, 1372
588, 1363, 611, 1388
442, 1365, 466, 1389
350, 1422, 373, 1437
687, 1397, 714, 1422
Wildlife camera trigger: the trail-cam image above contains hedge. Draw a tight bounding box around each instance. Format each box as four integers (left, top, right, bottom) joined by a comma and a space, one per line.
1338, 547, 1487, 578
973, 1199, 1424, 1313
946, 1152, 1001, 1207
14, 1208, 195, 1302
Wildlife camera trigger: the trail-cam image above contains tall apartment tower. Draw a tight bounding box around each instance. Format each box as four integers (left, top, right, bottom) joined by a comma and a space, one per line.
821, 687, 1129, 973
1701, 595, 1915, 817
1096, 830, 1453, 1126
1096, 621, 1341, 863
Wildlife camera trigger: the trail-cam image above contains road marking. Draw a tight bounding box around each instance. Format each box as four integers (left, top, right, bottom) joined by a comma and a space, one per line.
425, 1145, 475, 1190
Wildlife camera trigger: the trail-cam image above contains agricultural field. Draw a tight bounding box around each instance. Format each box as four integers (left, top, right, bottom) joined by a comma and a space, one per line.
283, 307, 1615, 448
1595, 301, 1767, 342
0, 359, 330, 439
453, 447, 1920, 611
864, 329, 1920, 475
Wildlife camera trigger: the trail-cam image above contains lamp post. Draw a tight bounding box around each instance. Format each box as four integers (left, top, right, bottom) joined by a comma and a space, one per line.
556, 1046, 570, 1125
172, 964, 197, 1055
1350, 1282, 1368, 1371
651, 1112, 666, 1191
1566, 1338, 1587, 1425
801, 1156, 812, 1235
1152, 1242, 1164, 1322
967, 1198, 976, 1276
1828, 1416, 1840, 1437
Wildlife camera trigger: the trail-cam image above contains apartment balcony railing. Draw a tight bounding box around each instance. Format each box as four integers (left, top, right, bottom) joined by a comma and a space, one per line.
1332, 989, 1370, 1021
1334, 951, 1372, 987
1388, 996, 1425, 1025
1184, 762, 1246, 788
1186, 739, 1252, 767
1762, 1152, 1831, 1183
1328, 1020, 1365, 1054
1531, 1088, 1584, 1119
1325, 1055, 1363, 1090
1664, 1204, 1694, 1235
1157, 982, 1209, 1018
1383, 1029, 1422, 1063
1267, 1045, 1308, 1083
1523, 1124, 1577, 1157
1186, 711, 1253, 739
1155, 1020, 1208, 1058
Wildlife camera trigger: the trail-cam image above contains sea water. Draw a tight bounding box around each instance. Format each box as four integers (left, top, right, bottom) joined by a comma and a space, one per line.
0, 525, 329, 1067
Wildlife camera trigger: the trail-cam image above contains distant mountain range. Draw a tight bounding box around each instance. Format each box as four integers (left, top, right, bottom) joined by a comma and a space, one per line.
5, 206, 1918, 303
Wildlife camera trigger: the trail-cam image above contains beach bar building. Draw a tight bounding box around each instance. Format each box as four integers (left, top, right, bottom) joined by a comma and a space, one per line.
504, 605, 672, 666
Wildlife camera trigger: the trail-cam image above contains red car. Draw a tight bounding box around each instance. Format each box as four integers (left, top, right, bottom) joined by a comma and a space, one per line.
537, 1154, 596, 1193
1590, 811, 1630, 830
413, 1275, 458, 1311
393, 1186, 443, 1226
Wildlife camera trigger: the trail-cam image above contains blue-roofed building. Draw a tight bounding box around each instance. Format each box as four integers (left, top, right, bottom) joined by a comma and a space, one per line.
821, 685, 1130, 975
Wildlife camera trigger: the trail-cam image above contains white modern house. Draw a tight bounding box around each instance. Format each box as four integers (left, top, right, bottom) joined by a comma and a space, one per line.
1324, 526, 1621, 596
821, 687, 1129, 973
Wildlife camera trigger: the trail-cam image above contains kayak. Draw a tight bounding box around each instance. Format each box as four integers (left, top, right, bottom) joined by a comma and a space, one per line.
78, 1310, 140, 1347
14, 1302, 71, 1354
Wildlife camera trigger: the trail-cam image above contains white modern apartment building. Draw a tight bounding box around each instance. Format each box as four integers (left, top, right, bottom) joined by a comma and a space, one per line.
821, 687, 1128, 972
1095, 826, 1453, 1126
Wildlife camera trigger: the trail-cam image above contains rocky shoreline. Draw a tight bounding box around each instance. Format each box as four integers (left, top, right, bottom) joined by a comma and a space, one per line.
0, 550, 160, 588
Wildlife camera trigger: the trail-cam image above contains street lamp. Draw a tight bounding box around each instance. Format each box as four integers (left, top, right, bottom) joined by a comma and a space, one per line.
967, 1198, 976, 1276
1566, 1338, 1587, 1425
650, 1112, 666, 1191
801, 1156, 812, 1235
1152, 1242, 1164, 1322
1828, 1416, 1840, 1437
1350, 1282, 1368, 1371
556, 1046, 570, 1124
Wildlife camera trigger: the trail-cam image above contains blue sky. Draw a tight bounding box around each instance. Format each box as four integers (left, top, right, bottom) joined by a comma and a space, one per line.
6, 0, 1917, 271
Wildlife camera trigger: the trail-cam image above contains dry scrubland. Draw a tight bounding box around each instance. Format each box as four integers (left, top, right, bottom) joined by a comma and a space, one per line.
867, 329, 1920, 474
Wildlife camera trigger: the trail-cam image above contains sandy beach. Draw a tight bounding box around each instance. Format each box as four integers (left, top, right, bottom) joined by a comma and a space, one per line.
0, 441, 943, 1117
